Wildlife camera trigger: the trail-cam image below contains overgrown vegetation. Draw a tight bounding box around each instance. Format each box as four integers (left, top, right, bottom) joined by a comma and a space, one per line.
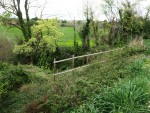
13, 19, 63, 67
0, 62, 30, 102
0, 45, 149, 113
71, 76, 150, 113
1, 0, 150, 112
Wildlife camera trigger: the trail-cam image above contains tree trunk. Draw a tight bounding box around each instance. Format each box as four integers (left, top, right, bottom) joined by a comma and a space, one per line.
17, 11, 28, 41
25, 0, 31, 39
73, 20, 76, 47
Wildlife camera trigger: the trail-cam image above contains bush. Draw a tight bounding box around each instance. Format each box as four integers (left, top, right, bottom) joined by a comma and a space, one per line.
0, 62, 9, 70
0, 62, 30, 101
143, 20, 150, 39
13, 19, 63, 68
0, 37, 14, 61
128, 38, 146, 54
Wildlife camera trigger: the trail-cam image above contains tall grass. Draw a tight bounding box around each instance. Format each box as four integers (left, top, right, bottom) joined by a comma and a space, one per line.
95, 77, 150, 113
71, 76, 150, 113
70, 56, 150, 113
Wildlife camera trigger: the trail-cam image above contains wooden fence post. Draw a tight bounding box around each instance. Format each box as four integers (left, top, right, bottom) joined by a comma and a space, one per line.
72, 55, 75, 75
86, 52, 89, 64
53, 58, 56, 81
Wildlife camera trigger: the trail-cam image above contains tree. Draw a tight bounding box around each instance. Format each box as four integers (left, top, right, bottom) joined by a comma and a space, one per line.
102, 0, 119, 22
13, 19, 63, 67
119, 1, 144, 39
0, 0, 32, 41
80, 19, 91, 50
142, 6, 150, 39
89, 17, 100, 46
79, 0, 95, 50
145, 6, 150, 21
73, 18, 77, 47
101, 0, 119, 46
101, 0, 144, 45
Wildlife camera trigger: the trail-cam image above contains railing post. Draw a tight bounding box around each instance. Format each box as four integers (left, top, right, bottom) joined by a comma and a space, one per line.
72, 55, 75, 75
86, 52, 89, 64
53, 58, 56, 81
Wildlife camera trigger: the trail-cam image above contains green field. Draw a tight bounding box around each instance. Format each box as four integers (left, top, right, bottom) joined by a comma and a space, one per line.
0, 26, 96, 47
0, 26, 23, 43
0, 26, 81, 46
58, 27, 82, 47
59, 27, 96, 47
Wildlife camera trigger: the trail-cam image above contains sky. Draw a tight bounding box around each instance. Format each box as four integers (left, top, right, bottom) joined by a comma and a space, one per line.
1, 0, 150, 20
30, 0, 150, 20
30, 0, 104, 20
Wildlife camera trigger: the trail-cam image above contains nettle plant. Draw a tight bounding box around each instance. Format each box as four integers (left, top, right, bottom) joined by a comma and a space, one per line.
13, 19, 63, 67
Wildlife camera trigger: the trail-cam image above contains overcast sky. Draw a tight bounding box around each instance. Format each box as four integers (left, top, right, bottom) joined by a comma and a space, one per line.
30, 0, 103, 20
32, 0, 150, 20
1, 0, 150, 20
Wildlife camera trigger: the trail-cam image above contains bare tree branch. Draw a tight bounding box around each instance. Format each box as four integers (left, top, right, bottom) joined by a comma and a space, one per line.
0, 0, 32, 41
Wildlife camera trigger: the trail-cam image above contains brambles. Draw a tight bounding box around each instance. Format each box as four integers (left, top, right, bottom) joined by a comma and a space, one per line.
0, 62, 30, 101
0, 37, 14, 61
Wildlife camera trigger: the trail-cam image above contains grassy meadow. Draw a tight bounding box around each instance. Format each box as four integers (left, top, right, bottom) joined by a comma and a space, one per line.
0, 26, 81, 46
59, 27, 82, 47
59, 27, 96, 47
0, 26, 97, 47
0, 26, 23, 43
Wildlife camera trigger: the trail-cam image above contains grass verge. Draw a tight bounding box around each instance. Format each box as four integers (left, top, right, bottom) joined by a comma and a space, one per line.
1, 46, 149, 113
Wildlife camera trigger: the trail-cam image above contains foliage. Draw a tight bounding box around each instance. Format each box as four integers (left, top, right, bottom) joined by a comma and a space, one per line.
1, 46, 147, 113
143, 19, 150, 39
79, 19, 91, 50
79, 2, 99, 50
60, 20, 73, 27
0, 62, 30, 102
69, 56, 150, 113
112, 1, 144, 45
102, 0, 115, 21
0, 11, 12, 26
102, 0, 144, 46
120, 2, 143, 36
0, 37, 14, 61
71, 77, 150, 113
13, 19, 63, 68
0, 0, 32, 41
128, 38, 145, 53
144, 39, 150, 55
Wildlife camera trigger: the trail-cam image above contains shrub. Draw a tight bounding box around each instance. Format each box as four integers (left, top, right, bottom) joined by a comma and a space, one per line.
128, 38, 145, 54
0, 63, 30, 101
0, 62, 9, 70
13, 19, 63, 68
0, 37, 14, 61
